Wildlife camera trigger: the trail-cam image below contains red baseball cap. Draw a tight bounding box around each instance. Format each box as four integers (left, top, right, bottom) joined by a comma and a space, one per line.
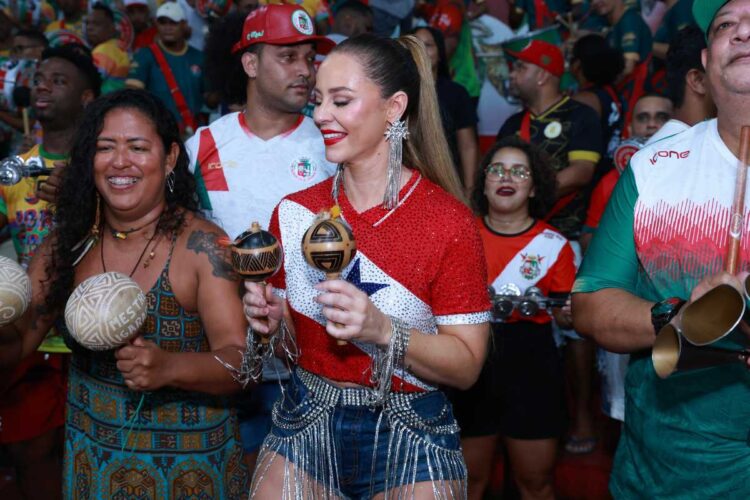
232, 4, 336, 54
505, 40, 565, 78
428, 0, 464, 37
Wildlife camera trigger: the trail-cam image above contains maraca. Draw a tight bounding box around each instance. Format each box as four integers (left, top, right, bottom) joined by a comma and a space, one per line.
231, 222, 283, 344
302, 205, 357, 345
65, 272, 147, 350
0, 255, 32, 326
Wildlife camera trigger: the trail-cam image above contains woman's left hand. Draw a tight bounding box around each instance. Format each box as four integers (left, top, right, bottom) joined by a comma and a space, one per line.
314, 279, 391, 346
115, 336, 172, 391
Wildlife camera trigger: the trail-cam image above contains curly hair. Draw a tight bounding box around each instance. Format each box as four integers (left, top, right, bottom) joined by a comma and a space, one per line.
44, 89, 199, 315
471, 136, 558, 219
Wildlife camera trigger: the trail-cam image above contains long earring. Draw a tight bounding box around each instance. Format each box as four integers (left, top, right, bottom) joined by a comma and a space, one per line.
167, 170, 175, 194
71, 192, 101, 266
331, 163, 344, 202
93, 193, 101, 235
384, 118, 409, 209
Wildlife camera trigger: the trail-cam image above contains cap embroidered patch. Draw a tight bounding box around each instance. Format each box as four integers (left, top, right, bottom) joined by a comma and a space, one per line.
292, 10, 314, 35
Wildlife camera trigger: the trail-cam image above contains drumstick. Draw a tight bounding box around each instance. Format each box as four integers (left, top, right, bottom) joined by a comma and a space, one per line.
726, 126, 750, 274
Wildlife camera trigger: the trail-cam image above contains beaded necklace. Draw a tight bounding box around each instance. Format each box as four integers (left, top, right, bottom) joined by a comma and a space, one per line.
101, 217, 162, 277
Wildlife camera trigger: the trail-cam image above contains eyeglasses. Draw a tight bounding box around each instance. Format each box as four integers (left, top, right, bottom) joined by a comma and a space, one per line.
486, 163, 531, 181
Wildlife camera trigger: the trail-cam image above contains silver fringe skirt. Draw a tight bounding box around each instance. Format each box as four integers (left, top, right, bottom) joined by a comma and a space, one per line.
249, 367, 467, 499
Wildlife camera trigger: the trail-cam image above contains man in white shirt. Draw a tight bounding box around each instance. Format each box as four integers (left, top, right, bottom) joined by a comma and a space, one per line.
186, 3, 335, 474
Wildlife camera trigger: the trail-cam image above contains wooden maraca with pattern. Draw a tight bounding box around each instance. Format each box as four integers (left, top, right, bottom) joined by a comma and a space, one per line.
231, 222, 283, 344
302, 205, 357, 345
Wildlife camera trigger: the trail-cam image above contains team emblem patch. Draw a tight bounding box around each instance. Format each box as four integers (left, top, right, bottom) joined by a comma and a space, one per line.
290, 157, 317, 180
519, 253, 544, 280
544, 121, 561, 139
291, 10, 314, 36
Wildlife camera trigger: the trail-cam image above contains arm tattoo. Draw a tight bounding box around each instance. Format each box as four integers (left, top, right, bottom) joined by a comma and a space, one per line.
186, 230, 239, 280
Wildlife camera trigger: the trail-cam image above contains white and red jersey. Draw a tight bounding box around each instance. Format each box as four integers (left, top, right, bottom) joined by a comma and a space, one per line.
268, 174, 492, 392
481, 218, 576, 324
186, 112, 337, 239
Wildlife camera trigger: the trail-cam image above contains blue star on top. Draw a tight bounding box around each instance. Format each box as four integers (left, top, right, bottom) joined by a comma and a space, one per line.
345, 259, 389, 297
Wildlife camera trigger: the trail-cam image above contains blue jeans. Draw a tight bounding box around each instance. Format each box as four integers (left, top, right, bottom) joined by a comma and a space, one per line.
265, 369, 466, 499
238, 381, 283, 454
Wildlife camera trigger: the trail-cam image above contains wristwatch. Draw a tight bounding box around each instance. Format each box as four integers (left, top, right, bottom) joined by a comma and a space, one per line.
650, 297, 686, 335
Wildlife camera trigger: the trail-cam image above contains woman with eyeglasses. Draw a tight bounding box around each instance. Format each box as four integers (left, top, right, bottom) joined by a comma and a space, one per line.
451, 135, 576, 500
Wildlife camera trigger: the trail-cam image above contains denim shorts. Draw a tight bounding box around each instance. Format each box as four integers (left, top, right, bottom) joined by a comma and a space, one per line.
265, 369, 466, 499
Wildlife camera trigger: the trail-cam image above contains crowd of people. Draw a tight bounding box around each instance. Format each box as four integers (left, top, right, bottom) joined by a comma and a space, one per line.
0, 0, 746, 498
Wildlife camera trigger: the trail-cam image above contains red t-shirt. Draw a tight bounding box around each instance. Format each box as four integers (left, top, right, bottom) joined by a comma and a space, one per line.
481, 217, 576, 324
268, 174, 491, 392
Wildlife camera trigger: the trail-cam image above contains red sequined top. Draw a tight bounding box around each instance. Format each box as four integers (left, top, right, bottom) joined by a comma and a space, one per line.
268, 173, 491, 392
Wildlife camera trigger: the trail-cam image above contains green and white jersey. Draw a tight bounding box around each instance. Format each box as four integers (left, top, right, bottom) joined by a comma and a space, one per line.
575, 118, 750, 498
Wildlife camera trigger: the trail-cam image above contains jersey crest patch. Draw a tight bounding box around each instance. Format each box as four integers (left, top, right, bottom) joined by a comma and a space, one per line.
290, 157, 317, 180
520, 253, 544, 280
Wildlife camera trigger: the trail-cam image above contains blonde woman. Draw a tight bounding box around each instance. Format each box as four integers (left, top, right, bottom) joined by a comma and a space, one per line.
243, 34, 491, 498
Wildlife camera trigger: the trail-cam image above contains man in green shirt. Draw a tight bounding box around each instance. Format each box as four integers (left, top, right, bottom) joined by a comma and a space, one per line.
653, 0, 698, 59
126, 2, 205, 135
594, 0, 652, 77
593, 0, 653, 132
573, 0, 750, 496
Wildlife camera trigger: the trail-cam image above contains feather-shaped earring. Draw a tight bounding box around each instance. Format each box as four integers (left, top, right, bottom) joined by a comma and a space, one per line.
71, 193, 101, 266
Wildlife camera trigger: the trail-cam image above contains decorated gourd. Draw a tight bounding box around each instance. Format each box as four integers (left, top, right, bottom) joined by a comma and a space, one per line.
302, 206, 357, 345
230, 222, 282, 281
0, 256, 32, 326
65, 272, 147, 350
302, 205, 357, 280
231, 222, 282, 345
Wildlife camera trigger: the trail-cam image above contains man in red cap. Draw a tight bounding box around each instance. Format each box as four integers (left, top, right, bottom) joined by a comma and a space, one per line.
186, 3, 337, 474
497, 38, 602, 457
499, 39, 601, 241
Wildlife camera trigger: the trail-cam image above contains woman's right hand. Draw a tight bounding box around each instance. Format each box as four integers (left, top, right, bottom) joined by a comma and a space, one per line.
243, 282, 284, 335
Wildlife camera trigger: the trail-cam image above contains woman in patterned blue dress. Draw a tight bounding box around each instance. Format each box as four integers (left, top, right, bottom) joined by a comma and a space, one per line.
0, 89, 249, 499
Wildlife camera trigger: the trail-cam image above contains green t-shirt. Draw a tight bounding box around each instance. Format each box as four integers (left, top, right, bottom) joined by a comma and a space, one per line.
513, 0, 569, 29
574, 119, 750, 497
607, 7, 653, 62
127, 43, 205, 129
654, 0, 697, 44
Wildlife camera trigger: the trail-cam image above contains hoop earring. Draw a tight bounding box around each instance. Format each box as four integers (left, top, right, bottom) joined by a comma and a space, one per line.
384, 118, 409, 209
167, 170, 175, 194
